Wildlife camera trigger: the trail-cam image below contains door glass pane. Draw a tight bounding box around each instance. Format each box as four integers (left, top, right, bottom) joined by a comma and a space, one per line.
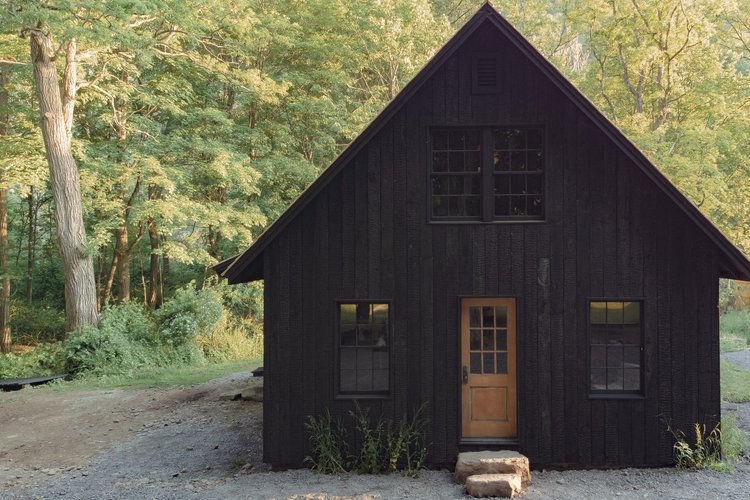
496, 352, 508, 374
483, 352, 495, 374
470, 307, 481, 327
496, 329, 507, 351
470, 352, 481, 374
495, 306, 507, 327
470, 329, 481, 350
482, 307, 494, 327
482, 329, 494, 350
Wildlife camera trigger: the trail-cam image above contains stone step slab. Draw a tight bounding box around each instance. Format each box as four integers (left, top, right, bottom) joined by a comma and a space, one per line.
465, 473, 523, 498
455, 450, 530, 486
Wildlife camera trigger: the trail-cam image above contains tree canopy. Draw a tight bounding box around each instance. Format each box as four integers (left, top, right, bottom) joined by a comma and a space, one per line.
0, 0, 748, 347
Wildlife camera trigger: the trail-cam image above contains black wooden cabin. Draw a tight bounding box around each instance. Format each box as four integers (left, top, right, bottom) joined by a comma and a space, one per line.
216, 4, 750, 468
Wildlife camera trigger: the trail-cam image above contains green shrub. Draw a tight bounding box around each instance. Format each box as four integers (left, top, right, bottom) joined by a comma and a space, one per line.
3, 284, 261, 381
666, 417, 746, 472
63, 302, 156, 376
305, 403, 429, 477
10, 301, 67, 344
388, 403, 429, 477
154, 287, 224, 347
669, 421, 722, 470
0, 343, 65, 379
304, 410, 349, 474
198, 318, 263, 362
350, 401, 386, 473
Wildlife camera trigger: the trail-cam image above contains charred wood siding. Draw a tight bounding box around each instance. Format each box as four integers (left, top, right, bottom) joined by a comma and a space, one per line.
261, 24, 721, 468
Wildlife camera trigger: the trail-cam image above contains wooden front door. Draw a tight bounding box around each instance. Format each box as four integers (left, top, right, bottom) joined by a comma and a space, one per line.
461, 298, 517, 439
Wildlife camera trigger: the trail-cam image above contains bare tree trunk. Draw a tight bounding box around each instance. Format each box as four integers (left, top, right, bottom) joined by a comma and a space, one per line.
0, 62, 11, 352
147, 218, 160, 308
114, 176, 142, 302
27, 31, 98, 330
0, 188, 9, 354
161, 234, 168, 299
101, 248, 118, 307
114, 223, 130, 301
26, 189, 36, 303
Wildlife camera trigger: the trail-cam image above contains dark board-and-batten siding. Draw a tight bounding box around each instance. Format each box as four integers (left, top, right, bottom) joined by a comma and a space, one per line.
261, 24, 721, 468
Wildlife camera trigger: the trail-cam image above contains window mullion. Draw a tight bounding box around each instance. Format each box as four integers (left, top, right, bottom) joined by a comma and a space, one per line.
481, 128, 493, 221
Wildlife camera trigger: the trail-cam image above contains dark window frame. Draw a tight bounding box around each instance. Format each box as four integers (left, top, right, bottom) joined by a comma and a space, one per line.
428, 126, 546, 223
334, 299, 392, 399
587, 298, 645, 399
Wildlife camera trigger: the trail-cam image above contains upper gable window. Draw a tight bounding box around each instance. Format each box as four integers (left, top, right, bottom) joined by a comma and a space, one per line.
430, 127, 544, 222
493, 128, 544, 218
431, 129, 482, 218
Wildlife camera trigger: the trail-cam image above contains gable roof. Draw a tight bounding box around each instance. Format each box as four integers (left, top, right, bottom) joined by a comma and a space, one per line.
217, 2, 750, 284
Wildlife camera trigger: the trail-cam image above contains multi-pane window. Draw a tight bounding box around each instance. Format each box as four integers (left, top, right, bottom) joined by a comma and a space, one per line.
339, 303, 389, 395
430, 129, 482, 218
589, 301, 642, 394
468, 305, 509, 374
430, 127, 544, 221
492, 128, 544, 218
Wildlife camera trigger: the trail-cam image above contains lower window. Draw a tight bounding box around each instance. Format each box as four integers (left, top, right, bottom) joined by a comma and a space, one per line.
589, 300, 642, 395
338, 302, 389, 396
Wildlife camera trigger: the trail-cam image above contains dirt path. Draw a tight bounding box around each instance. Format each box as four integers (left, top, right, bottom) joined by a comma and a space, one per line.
2, 370, 750, 499
0, 371, 262, 493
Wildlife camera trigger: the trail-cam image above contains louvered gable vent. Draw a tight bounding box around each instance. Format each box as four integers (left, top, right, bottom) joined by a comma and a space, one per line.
472, 54, 499, 93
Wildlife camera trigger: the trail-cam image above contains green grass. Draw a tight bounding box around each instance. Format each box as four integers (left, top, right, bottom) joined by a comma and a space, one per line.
719, 310, 750, 353
720, 359, 750, 403
34, 358, 260, 393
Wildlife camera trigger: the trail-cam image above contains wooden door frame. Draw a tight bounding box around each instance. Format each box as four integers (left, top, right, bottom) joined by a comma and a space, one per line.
456, 295, 520, 445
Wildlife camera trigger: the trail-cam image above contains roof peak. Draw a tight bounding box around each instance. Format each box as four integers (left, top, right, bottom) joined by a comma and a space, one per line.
218, 1, 750, 283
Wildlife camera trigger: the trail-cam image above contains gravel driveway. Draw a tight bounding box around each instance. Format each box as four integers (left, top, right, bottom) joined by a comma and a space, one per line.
3, 367, 750, 499
722, 349, 750, 372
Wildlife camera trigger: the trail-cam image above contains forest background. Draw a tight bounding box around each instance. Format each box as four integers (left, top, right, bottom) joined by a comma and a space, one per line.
1, 0, 750, 379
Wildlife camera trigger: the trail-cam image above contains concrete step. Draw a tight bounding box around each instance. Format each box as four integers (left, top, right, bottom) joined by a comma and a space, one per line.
455, 450, 531, 486
465, 473, 523, 498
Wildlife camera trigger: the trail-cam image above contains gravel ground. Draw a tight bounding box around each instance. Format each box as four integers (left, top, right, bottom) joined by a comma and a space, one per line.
4, 365, 750, 499
722, 349, 750, 371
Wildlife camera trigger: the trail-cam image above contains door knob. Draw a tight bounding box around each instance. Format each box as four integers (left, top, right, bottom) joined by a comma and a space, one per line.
462, 365, 469, 384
